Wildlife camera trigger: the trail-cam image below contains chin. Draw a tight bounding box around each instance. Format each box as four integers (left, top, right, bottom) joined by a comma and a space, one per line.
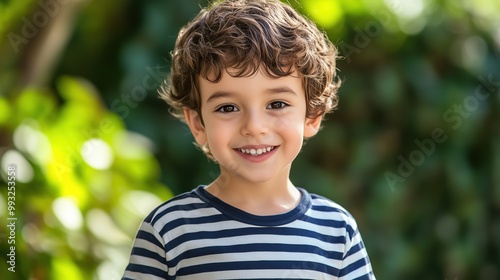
222, 168, 275, 183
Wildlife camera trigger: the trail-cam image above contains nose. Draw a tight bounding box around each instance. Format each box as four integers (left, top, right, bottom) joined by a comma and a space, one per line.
240, 110, 269, 136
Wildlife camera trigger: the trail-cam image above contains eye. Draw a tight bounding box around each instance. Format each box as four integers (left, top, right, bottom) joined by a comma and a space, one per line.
267, 101, 288, 110
215, 105, 238, 113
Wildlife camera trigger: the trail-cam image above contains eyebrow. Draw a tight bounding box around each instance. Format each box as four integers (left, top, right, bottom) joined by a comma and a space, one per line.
206, 86, 297, 103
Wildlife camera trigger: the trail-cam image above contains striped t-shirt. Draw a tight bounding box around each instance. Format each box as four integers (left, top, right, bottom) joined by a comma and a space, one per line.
123, 186, 375, 279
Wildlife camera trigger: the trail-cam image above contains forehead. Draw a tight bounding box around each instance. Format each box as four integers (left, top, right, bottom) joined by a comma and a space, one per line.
198, 67, 304, 99
201, 65, 301, 84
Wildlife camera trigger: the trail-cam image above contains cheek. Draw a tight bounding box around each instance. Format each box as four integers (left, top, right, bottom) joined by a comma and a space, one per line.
205, 121, 234, 147
272, 114, 305, 135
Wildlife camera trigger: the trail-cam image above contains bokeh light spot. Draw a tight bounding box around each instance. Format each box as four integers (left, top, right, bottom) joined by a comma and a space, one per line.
86, 208, 130, 245
81, 138, 114, 170
1, 149, 34, 183
52, 197, 84, 231
13, 120, 53, 164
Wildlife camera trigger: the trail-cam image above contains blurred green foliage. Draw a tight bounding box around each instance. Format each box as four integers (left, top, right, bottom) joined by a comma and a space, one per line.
0, 0, 499, 279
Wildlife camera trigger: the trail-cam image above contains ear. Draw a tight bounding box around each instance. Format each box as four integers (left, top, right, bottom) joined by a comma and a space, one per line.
304, 114, 323, 138
183, 108, 207, 145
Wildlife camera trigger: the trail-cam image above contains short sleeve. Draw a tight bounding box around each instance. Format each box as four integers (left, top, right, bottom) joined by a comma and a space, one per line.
338, 215, 376, 279
122, 221, 170, 280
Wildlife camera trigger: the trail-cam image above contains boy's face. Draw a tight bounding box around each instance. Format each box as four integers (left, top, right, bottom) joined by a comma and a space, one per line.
184, 67, 322, 184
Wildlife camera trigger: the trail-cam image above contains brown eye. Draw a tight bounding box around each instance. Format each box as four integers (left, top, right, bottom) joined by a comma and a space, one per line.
216, 105, 238, 113
267, 101, 288, 109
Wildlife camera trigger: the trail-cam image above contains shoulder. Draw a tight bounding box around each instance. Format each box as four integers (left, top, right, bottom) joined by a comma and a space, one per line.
305, 190, 360, 235
308, 191, 352, 217
142, 186, 208, 228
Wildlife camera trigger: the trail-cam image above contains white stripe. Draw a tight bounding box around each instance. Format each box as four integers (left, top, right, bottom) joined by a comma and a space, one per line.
286, 219, 347, 236
340, 263, 373, 279
129, 254, 167, 269
163, 219, 346, 247
176, 268, 333, 280
307, 207, 349, 220
168, 234, 344, 260
177, 250, 343, 271
311, 197, 349, 212
123, 270, 166, 280
131, 237, 162, 252
342, 242, 368, 266
151, 196, 195, 217
153, 208, 221, 234
163, 219, 253, 242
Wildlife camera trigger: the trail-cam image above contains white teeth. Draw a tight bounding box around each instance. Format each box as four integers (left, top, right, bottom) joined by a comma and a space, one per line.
239, 146, 274, 156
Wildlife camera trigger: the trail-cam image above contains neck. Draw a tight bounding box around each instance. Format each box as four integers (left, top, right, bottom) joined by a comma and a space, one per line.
206, 167, 301, 215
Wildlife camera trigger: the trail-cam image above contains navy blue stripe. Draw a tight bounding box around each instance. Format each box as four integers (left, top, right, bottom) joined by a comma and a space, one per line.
176, 260, 340, 276
135, 229, 164, 249
159, 214, 228, 236
160, 213, 348, 237
167, 243, 344, 267
125, 263, 170, 279
310, 204, 346, 214
194, 186, 312, 226
143, 192, 196, 223
346, 226, 357, 239
223, 279, 315, 280
345, 238, 365, 257
299, 215, 347, 228
152, 202, 210, 224
165, 226, 345, 251
157, 210, 350, 236
338, 257, 369, 277
353, 272, 375, 280
131, 247, 165, 264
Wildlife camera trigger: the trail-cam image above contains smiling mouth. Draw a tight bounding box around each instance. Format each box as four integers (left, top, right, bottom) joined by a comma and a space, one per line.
236, 146, 276, 156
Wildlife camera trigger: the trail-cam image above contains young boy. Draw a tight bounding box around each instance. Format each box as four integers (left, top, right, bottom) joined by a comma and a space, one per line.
123, 0, 375, 279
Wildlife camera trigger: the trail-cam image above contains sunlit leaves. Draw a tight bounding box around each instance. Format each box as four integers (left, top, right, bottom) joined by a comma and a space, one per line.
0, 76, 172, 279
302, 0, 343, 29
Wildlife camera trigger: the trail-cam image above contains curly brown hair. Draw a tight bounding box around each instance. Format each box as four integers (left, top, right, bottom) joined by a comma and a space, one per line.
160, 0, 341, 123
